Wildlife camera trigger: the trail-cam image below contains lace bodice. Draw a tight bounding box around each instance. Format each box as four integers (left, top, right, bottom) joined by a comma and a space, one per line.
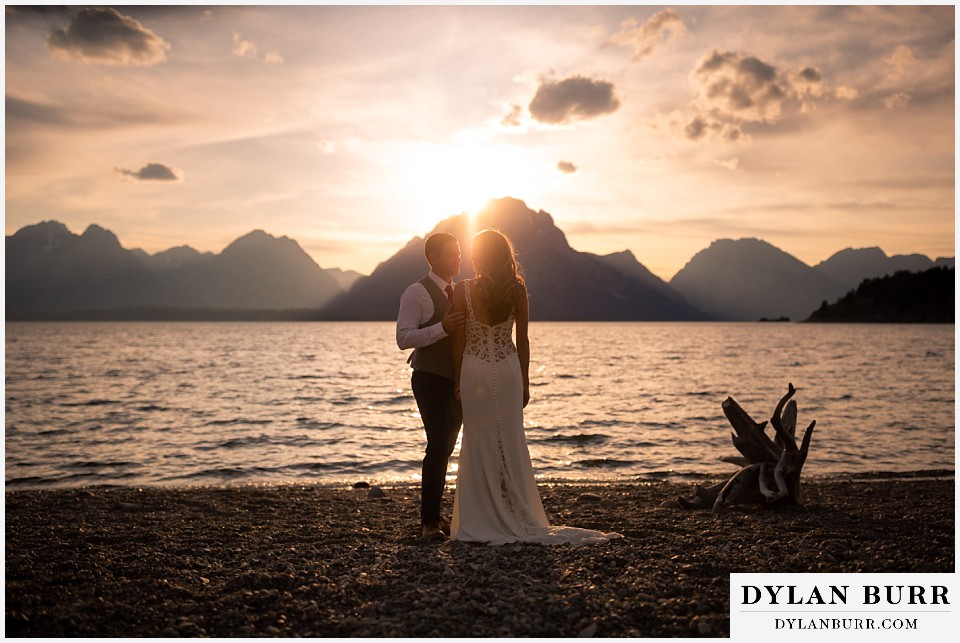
463, 282, 517, 363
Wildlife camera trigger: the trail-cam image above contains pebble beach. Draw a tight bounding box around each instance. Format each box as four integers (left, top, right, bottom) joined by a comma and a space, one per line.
5, 476, 954, 638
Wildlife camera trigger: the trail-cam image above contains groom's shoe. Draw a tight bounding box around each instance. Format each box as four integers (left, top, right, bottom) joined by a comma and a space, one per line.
438, 517, 451, 537
421, 520, 447, 541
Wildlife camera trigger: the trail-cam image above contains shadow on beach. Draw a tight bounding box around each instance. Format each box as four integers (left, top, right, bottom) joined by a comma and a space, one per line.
5, 477, 954, 637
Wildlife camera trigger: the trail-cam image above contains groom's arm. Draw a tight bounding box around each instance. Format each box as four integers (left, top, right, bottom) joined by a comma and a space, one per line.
396, 283, 448, 350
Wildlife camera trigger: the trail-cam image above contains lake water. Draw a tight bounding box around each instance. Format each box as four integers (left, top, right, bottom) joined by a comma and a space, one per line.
4, 322, 954, 489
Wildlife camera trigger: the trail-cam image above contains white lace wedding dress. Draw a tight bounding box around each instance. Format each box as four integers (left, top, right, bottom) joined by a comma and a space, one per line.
451, 283, 622, 546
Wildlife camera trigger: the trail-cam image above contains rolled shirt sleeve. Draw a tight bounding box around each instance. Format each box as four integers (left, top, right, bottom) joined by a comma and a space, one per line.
396, 282, 448, 350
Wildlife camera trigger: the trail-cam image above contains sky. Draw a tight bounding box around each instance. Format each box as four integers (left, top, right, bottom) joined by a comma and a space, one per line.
4, 4, 955, 280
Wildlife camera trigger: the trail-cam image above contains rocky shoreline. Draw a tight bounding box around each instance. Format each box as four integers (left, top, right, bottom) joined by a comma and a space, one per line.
5, 477, 954, 637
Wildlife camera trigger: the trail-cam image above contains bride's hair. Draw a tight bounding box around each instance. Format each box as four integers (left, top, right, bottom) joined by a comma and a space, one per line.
471, 229, 525, 324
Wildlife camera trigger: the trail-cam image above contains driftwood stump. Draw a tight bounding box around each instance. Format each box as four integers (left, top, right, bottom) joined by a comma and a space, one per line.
664, 383, 816, 513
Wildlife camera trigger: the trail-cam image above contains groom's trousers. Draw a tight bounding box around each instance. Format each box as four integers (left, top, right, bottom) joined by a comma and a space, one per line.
411, 370, 463, 525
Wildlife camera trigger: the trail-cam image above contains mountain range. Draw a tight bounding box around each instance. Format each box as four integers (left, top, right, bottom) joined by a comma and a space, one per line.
5, 198, 953, 321
6, 222, 346, 313
324, 198, 704, 321
670, 239, 951, 321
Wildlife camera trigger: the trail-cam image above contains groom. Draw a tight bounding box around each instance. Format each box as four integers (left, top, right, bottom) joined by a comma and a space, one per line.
396, 232, 465, 540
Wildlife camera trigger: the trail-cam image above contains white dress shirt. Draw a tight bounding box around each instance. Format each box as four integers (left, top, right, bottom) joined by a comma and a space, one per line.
396, 271, 453, 350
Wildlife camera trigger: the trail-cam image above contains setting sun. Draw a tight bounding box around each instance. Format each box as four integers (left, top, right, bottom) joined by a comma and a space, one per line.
400, 141, 547, 230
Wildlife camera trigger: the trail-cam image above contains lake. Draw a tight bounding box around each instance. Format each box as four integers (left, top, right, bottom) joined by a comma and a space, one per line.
4, 322, 954, 489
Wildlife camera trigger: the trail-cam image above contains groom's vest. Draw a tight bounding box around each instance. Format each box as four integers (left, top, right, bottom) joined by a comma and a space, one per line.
410, 276, 455, 381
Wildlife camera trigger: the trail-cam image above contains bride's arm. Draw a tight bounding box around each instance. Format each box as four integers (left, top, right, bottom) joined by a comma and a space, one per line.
515, 284, 530, 408
451, 281, 467, 400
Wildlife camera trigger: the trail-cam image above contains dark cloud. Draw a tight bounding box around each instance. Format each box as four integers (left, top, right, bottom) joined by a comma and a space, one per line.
683, 115, 743, 143
693, 50, 788, 123
792, 67, 825, 99
607, 9, 686, 61
676, 50, 832, 143
529, 75, 620, 125
115, 163, 182, 182
683, 117, 705, 140
684, 117, 707, 140
6, 5, 70, 19
48, 7, 170, 65
798, 67, 822, 83
557, 161, 578, 174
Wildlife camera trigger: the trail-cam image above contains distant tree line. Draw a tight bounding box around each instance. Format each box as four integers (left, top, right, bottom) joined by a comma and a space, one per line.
807, 267, 954, 323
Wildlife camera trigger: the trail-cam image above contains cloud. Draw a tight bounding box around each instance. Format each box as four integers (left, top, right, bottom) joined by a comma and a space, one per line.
529, 75, 620, 125
866, 42, 955, 112
682, 114, 745, 144
232, 32, 258, 58
7, 5, 68, 19
47, 7, 170, 66
714, 157, 740, 171
883, 44, 917, 85
668, 50, 834, 143
501, 104, 523, 127
791, 67, 826, 99
607, 9, 686, 61
233, 32, 283, 64
693, 50, 791, 123
884, 92, 911, 110
874, 44, 923, 112
557, 161, 578, 174
115, 163, 182, 182
834, 86, 860, 101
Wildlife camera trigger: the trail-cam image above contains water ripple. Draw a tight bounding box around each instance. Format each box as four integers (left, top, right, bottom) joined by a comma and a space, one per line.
5, 321, 954, 488
540, 433, 609, 444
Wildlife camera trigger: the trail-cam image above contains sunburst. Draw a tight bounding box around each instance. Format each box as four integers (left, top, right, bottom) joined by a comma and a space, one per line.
400, 141, 540, 232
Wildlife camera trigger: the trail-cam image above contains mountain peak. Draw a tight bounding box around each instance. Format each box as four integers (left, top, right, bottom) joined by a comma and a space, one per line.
479, 196, 534, 215
11, 220, 71, 240
709, 237, 776, 252
680, 238, 803, 275
234, 229, 274, 243
222, 229, 296, 255
671, 237, 846, 320
464, 198, 570, 255
81, 224, 122, 248
828, 246, 887, 259
474, 197, 553, 227
140, 245, 211, 272
605, 249, 637, 261
815, 246, 936, 289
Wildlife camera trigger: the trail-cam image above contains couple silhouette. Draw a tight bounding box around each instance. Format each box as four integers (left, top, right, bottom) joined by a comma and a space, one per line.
397, 230, 621, 546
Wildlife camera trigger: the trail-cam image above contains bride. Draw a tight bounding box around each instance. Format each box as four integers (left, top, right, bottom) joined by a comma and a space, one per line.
449, 229, 621, 546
